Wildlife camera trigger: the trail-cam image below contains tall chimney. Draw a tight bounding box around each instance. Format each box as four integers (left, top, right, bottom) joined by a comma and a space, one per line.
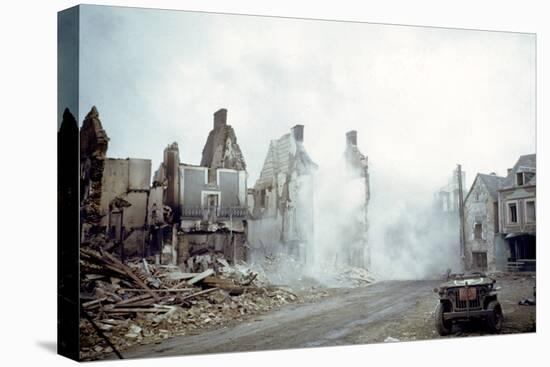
291, 124, 304, 143
346, 130, 357, 146
507, 168, 512, 176
214, 108, 227, 129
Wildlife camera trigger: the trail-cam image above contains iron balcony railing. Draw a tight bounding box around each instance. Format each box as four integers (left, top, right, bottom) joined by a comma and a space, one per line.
180, 205, 248, 220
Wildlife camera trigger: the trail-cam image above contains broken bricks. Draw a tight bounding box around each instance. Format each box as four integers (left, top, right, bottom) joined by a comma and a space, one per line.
79, 247, 298, 361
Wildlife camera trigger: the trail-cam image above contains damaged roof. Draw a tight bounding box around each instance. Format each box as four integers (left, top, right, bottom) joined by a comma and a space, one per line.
200, 109, 247, 171
255, 130, 318, 188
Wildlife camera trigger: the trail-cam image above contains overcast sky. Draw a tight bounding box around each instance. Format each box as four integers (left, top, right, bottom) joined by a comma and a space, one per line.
78, 5, 535, 196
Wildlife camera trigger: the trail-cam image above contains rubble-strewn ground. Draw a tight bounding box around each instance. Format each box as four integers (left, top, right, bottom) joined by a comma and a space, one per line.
79, 250, 370, 361
114, 273, 534, 360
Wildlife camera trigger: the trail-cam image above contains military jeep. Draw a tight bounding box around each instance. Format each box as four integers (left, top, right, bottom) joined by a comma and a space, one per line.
433, 272, 503, 336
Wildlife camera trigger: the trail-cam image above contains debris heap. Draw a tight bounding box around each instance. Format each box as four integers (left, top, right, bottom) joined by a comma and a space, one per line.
79, 249, 297, 360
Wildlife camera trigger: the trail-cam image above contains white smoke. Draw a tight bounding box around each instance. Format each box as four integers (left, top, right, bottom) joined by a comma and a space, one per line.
309, 155, 368, 272
248, 150, 463, 285
368, 171, 463, 280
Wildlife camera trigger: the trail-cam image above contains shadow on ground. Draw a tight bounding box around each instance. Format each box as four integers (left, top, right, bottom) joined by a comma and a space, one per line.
36, 341, 57, 354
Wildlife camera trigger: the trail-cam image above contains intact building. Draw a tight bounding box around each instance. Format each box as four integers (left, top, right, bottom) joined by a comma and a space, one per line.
497, 154, 536, 271
464, 173, 507, 272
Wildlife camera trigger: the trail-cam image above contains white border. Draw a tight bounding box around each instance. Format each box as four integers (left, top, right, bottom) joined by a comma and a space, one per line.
2, 1, 547, 367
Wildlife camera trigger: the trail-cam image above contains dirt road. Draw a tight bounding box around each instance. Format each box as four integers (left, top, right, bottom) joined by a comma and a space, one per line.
118, 275, 535, 360
121, 280, 437, 359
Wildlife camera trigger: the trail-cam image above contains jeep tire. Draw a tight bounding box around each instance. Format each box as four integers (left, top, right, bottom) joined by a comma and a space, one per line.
435, 302, 452, 336
486, 300, 503, 333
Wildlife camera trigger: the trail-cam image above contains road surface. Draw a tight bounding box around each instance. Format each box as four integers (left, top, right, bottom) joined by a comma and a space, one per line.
120, 280, 439, 359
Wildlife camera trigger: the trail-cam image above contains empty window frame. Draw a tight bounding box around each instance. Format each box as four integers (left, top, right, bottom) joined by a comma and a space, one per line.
525, 199, 536, 223
474, 223, 483, 240
524, 172, 535, 184
507, 201, 518, 224
516, 172, 524, 186
260, 189, 266, 208
472, 252, 488, 270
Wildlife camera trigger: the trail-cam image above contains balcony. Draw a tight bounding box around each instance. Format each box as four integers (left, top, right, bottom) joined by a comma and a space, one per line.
181, 206, 248, 221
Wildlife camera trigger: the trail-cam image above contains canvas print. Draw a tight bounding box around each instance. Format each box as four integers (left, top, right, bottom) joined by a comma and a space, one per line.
57, 5, 536, 362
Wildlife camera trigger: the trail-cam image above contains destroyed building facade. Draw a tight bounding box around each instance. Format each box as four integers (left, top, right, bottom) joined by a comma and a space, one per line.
463, 173, 507, 272
153, 109, 249, 266
99, 157, 152, 256
79, 107, 248, 267
341, 130, 371, 268
248, 125, 317, 261
80, 107, 110, 247
80, 106, 153, 257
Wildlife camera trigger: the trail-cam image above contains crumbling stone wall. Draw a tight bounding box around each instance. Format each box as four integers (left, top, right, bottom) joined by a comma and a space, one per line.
249, 125, 317, 261
201, 109, 246, 181
342, 130, 370, 268
79, 106, 154, 256
99, 158, 152, 256
151, 109, 249, 264
80, 106, 109, 247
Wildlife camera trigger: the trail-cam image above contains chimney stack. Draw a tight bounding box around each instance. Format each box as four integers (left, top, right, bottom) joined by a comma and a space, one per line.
507, 168, 512, 176
346, 130, 357, 146
291, 124, 304, 143
214, 108, 227, 129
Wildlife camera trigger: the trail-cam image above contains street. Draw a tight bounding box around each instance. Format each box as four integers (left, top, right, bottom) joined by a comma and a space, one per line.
111, 274, 530, 360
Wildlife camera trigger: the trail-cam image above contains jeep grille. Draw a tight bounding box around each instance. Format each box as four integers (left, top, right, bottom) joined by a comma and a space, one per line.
447, 286, 484, 311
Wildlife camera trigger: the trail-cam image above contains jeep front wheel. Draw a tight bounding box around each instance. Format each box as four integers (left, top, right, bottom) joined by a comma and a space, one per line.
486, 300, 503, 333
435, 302, 452, 336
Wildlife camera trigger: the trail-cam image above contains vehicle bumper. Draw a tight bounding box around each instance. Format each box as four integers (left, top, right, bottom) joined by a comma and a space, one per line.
443, 310, 492, 321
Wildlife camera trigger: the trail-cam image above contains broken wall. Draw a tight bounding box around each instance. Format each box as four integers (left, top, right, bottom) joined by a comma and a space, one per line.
341, 130, 370, 268
99, 157, 152, 256
170, 109, 250, 264
80, 107, 109, 247
200, 108, 247, 178
249, 125, 317, 262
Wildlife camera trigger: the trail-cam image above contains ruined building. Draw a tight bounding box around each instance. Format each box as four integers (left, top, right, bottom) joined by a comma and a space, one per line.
201, 108, 247, 174
248, 125, 318, 262
153, 109, 249, 265
80, 106, 153, 257
80, 107, 110, 247
342, 130, 371, 268
435, 169, 467, 213
80, 107, 248, 267
464, 173, 507, 272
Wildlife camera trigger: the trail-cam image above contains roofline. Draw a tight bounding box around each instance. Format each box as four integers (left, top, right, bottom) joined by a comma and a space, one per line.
498, 184, 536, 193
464, 173, 506, 203
463, 173, 481, 204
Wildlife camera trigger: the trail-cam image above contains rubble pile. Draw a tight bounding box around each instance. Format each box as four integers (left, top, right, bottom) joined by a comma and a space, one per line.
333, 266, 376, 287
248, 252, 376, 289
249, 252, 309, 286
79, 248, 297, 360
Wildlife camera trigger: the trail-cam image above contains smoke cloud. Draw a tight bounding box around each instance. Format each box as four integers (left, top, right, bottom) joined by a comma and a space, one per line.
77, 6, 535, 283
